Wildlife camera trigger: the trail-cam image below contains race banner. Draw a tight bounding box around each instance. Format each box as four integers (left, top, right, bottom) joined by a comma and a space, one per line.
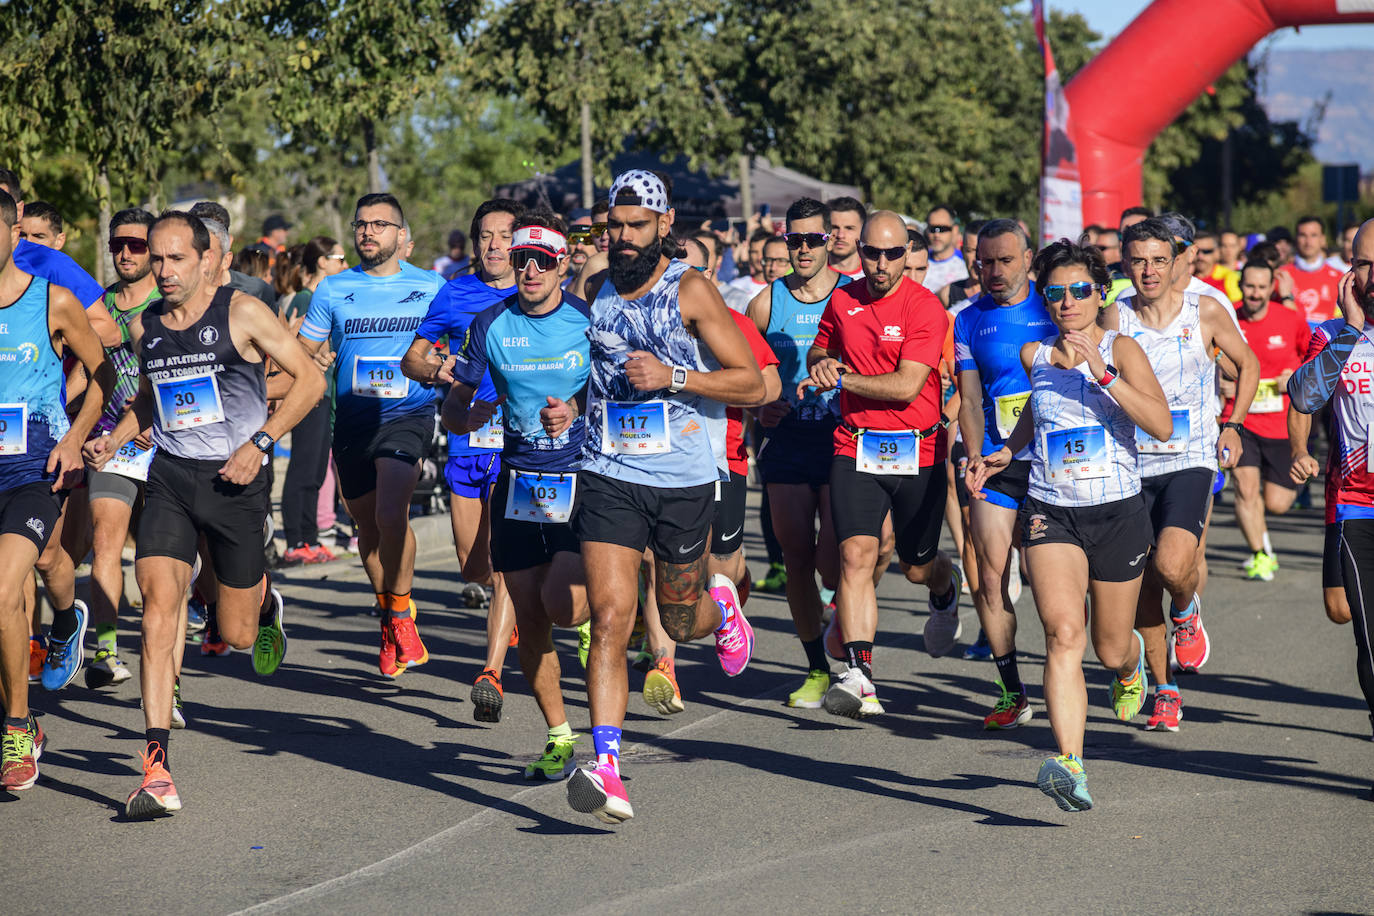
1033, 0, 1083, 247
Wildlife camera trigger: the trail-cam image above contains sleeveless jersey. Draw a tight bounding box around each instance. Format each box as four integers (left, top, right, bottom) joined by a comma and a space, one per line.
1117, 292, 1218, 477
97, 286, 159, 434
1027, 331, 1140, 507
0, 277, 68, 490
764, 274, 850, 425
582, 260, 725, 487
140, 287, 266, 461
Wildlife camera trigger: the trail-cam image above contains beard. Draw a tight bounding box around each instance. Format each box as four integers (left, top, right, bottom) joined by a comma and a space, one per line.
357, 237, 398, 270
115, 261, 151, 283
608, 235, 663, 294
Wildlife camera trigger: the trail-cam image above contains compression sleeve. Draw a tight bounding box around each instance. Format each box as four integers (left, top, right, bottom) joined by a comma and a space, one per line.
1288, 323, 1360, 413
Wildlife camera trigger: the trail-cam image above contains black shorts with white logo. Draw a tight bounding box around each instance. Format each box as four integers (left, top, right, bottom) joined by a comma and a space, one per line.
711, 471, 748, 556
333, 409, 436, 501
829, 455, 947, 567
1140, 467, 1215, 539
572, 471, 716, 564
0, 481, 65, 552
1021, 493, 1153, 583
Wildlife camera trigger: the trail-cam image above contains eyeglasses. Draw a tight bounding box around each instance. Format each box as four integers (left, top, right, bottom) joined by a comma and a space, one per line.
1042, 281, 1099, 303
567, 223, 607, 245
511, 249, 562, 273
926, 224, 954, 234
1174, 239, 1191, 254
1128, 256, 1175, 271
351, 219, 400, 234
108, 237, 149, 255
860, 244, 908, 262
1195, 247, 1216, 255
691, 265, 708, 272
784, 232, 829, 250
762, 257, 791, 268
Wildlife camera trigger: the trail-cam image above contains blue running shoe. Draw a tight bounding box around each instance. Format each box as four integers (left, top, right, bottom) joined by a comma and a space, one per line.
1037, 754, 1093, 812
41, 599, 89, 691
963, 628, 993, 661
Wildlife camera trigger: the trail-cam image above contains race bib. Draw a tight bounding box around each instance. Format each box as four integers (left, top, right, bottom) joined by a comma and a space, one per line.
1046, 426, 1109, 480
601, 400, 670, 455
104, 441, 156, 482
468, 406, 504, 449
1251, 379, 1283, 414
153, 370, 225, 432
857, 429, 919, 475
995, 391, 1030, 440
351, 355, 409, 399
0, 403, 27, 456
1135, 409, 1191, 455
504, 470, 576, 523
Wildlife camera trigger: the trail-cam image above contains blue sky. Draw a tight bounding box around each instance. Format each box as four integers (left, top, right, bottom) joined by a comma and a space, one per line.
1055, 0, 1374, 49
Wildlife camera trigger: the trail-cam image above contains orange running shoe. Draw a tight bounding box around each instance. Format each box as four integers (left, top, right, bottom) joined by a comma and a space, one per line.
126, 745, 181, 818
28, 637, 46, 683
388, 606, 429, 667
643, 657, 685, 715
471, 669, 503, 722
378, 621, 407, 678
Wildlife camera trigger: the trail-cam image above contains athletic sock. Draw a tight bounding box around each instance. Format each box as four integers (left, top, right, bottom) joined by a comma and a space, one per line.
1261, 531, 1274, 556
548, 721, 573, 741
1158, 682, 1179, 696
932, 580, 957, 611
256, 572, 277, 626
204, 602, 221, 643
591, 725, 621, 775
96, 624, 117, 652
802, 636, 828, 673
1170, 597, 1197, 622
49, 605, 79, 643
145, 728, 170, 770
843, 641, 873, 679
5, 716, 27, 731
379, 591, 411, 620
993, 652, 1024, 696
715, 595, 735, 631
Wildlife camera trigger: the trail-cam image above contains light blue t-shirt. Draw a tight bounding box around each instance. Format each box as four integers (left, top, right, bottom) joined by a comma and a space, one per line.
0, 277, 69, 490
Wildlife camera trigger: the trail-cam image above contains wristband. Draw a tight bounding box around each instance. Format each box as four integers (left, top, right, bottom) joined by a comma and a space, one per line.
834, 372, 843, 391
1097, 364, 1119, 389
1222, 421, 1243, 432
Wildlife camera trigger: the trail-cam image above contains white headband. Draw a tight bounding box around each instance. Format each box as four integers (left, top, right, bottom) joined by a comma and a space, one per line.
509, 225, 567, 255
609, 169, 670, 214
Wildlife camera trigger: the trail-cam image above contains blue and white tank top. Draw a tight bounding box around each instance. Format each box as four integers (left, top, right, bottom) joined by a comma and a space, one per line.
1117, 292, 1217, 477
764, 274, 850, 426
0, 277, 68, 490
582, 260, 725, 488
1027, 331, 1140, 507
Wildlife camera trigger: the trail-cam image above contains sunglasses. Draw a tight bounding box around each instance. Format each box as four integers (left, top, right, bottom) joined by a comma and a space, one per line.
860, 244, 908, 262
108, 237, 149, 255
567, 223, 607, 245
1043, 281, 1100, 303
926, 224, 954, 234
324, 253, 347, 261
784, 232, 829, 250
511, 249, 562, 273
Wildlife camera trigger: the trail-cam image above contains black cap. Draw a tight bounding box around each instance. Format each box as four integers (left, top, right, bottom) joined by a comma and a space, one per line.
263, 214, 292, 234
1267, 226, 1294, 244
567, 207, 592, 222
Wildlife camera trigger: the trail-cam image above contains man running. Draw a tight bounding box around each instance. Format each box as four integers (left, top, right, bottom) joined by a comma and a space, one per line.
299, 193, 442, 679
566, 169, 764, 824
802, 209, 961, 720
0, 190, 112, 791
922, 204, 969, 304
87, 210, 323, 816
1280, 216, 1344, 328
826, 197, 867, 280
400, 198, 523, 720
955, 219, 1055, 728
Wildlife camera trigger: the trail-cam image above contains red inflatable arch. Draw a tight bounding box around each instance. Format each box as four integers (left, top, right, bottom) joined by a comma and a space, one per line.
1065, 0, 1374, 227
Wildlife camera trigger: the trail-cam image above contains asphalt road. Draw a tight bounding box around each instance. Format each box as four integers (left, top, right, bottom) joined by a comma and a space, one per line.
6, 491, 1373, 916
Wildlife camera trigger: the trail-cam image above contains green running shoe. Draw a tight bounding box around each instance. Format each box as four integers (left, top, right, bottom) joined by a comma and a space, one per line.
631, 634, 653, 673
1037, 754, 1092, 811
524, 733, 578, 781
787, 669, 830, 709
577, 620, 592, 670
1110, 629, 1148, 722
252, 588, 287, 676
753, 562, 787, 594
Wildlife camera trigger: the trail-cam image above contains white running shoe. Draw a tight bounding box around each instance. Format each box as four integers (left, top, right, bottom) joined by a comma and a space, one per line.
822, 666, 883, 718
923, 566, 963, 657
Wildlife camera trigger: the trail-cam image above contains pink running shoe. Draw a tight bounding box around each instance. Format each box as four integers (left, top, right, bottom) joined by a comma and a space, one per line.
709, 574, 754, 677
1170, 595, 1211, 673
824, 607, 845, 660
566, 761, 633, 824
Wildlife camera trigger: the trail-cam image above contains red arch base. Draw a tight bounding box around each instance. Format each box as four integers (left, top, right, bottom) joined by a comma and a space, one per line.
1064, 0, 1374, 227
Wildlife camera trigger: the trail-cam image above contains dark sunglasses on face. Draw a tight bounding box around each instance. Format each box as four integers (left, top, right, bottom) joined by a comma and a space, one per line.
511, 249, 561, 273
926, 224, 953, 234
567, 223, 607, 245
860, 244, 908, 262
108, 237, 149, 255
1043, 281, 1100, 303
784, 232, 830, 250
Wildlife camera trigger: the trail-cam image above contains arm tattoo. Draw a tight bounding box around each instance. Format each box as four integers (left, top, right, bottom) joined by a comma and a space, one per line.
656, 555, 707, 642
1288, 325, 1358, 414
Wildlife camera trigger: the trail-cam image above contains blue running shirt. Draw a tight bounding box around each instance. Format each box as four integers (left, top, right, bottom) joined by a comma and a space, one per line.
13, 239, 104, 309
764, 274, 850, 424
0, 277, 69, 490
453, 293, 590, 473
300, 262, 443, 430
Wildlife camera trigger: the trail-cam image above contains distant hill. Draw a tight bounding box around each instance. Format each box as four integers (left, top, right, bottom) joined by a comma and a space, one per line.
1259, 48, 1374, 171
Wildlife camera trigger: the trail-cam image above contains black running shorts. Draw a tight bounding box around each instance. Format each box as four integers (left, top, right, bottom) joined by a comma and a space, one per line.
829, 455, 947, 567
1021, 493, 1152, 583
333, 409, 435, 501
572, 471, 715, 564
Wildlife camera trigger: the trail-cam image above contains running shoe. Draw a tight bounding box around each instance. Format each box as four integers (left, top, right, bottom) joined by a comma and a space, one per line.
631, 634, 653, 673
85, 647, 132, 689
471, 669, 504, 723
186, 598, 207, 638
525, 733, 579, 781
786, 669, 830, 709
1, 722, 38, 790
1145, 689, 1182, 732
29, 715, 45, 761
389, 602, 429, 667
577, 620, 592, 670
378, 620, 407, 678
1242, 551, 1277, 582
171, 681, 186, 730
40, 599, 89, 691
1110, 630, 1148, 722
819, 586, 836, 607
280, 545, 316, 567
923, 565, 963, 658
753, 561, 787, 594
1169, 594, 1211, 673
460, 582, 488, 608
252, 588, 287, 676
28, 636, 46, 683
983, 680, 1032, 729
310, 543, 337, 563
125, 746, 181, 818
1037, 754, 1092, 812
643, 657, 685, 715
823, 666, 883, 719
823, 609, 846, 661
567, 761, 633, 824
963, 628, 993, 661
710, 574, 754, 677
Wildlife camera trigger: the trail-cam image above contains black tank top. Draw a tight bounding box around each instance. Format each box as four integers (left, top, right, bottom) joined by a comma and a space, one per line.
140, 286, 267, 461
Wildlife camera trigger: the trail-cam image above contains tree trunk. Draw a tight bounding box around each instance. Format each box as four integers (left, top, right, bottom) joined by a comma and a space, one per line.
96, 168, 112, 288
738, 154, 752, 219
362, 117, 383, 193
326, 191, 344, 245
581, 100, 594, 208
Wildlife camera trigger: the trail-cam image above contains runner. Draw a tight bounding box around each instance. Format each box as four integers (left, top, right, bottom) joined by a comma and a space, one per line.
299, 193, 442, 680
1289, 387, 1352, 626
800, 209, 961, 720
1107, 217, 1258, 733
400, 198, 522, 719
443, 211, 592, 779
566, 169, 764, 823
968, 238, 1171, 811
0, 189, 112, 791
1227, 259, 1309, 580
954, 219, 1055, 727
825, 197, 867, 280
747, 197, 848, 708
922, 204, 969, 304
86, 210, 323, 816
1280, 216, 1344, 328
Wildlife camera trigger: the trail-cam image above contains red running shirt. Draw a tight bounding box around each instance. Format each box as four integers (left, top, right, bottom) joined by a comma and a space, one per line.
725, 309, 778, 476
1224, 301, 1309, 439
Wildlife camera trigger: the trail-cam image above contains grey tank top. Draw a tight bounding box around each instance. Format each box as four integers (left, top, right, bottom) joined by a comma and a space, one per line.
140, 286, 267, 461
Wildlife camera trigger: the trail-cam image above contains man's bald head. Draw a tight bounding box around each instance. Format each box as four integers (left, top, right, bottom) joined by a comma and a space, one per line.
858, 210, 910, 296
861, 210, 908, 248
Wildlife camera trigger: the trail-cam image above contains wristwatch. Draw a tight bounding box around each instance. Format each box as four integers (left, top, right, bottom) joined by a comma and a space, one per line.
251, 431, 276, 453
1222, 421, 1244, 432
668, 365, 688, 393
